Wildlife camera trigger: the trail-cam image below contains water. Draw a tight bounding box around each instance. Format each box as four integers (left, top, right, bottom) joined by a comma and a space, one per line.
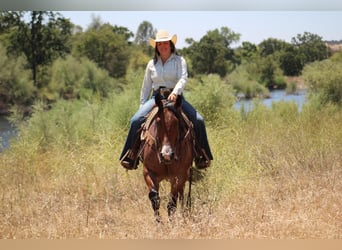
234, 89, 307, 112
0, 89, 308, 151
0, 116, 17, 152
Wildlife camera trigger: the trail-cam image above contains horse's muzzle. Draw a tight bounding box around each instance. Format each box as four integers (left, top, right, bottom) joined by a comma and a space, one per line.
160, 144, 175, 164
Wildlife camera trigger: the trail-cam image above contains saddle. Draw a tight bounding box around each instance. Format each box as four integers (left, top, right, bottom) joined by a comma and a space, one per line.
138, 101, 196, 164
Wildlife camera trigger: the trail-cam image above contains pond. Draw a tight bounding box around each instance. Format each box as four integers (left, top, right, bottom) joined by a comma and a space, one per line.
0, 116, 17, 152
234, 89, 308, 112
0, 89, 308, 151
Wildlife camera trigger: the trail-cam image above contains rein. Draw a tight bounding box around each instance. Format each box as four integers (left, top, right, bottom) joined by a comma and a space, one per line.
140, 97, 194, 212
140, 101, 192, 164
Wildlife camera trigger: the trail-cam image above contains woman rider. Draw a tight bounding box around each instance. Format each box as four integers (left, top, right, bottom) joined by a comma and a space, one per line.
119, 30, 213, 170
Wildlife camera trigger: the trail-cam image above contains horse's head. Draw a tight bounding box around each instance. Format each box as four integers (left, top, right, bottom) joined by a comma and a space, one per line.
153, 93, 182, 164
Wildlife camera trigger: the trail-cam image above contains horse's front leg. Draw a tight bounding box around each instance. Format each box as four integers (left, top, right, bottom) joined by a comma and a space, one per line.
168, 177, 186, 218
143, 166, 161, 222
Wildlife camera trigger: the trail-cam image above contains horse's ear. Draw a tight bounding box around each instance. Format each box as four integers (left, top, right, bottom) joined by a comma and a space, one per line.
155, 93, 163, 108
175, 95, 182, 109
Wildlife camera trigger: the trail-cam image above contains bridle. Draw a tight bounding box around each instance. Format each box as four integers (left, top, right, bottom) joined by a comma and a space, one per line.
142, 99, 192, 165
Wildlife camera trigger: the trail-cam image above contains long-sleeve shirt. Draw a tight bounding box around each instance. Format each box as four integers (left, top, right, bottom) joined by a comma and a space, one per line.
140, 53, 188, 106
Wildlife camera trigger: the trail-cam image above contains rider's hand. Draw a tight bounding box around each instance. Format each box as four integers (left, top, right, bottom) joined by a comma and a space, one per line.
168, 93, 177, 102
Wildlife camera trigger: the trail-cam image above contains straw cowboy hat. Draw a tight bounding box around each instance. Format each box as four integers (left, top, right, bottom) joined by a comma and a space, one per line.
149, 30, 177, 48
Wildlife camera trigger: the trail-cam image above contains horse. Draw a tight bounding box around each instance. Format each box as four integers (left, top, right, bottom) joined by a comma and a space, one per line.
139, 91, 194, 222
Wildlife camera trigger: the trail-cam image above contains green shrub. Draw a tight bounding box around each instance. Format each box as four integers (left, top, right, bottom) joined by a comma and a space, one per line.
303, 59, 342, 107
0, 43, 34, 105
46, 55, 119, 101
186, 74, 237, 126
227, 65, 269, 99
285, 81, 297, 94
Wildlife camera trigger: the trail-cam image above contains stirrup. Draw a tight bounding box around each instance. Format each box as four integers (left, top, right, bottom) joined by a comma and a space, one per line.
195, 156, 210, 169
120, 150, 139, 170
194, 148, 211, 170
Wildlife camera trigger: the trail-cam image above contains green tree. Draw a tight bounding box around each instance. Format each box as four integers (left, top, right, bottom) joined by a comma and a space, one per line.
234, 41, 258, 64
0, 11, 73, 87
134, 21, 156, 55
291, 32, 329, 64
185, 27, 240, 77
303, 59, 342, 106
279, 46, 303, 76
258, 56, 278, 89
258, 38, 290, 57
73, 22, 131, 78
46, 55, 118, 100
0, 43, 34, 108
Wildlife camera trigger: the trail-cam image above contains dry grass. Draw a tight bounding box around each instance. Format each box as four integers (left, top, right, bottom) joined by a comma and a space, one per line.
1, 156, 340, 239
0, 105, 341, 239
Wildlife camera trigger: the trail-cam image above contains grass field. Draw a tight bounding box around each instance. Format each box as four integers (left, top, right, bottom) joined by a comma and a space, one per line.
0, 97, 341, 239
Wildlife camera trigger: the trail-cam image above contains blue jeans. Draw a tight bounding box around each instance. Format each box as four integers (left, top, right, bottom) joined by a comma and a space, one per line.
120, 95, 213, 160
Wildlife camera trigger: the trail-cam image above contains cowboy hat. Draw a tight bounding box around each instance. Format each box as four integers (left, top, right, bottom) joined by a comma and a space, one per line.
149, 30, 177, 48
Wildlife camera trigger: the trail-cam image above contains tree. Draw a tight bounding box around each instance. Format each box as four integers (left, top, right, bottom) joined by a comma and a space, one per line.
47, 55, 118, 100
258, 57, 278, 89
234, 41, 258, 64
291, 32, 329, 64
258, 38, 290, 57
112, 25, 134, 42
134, 21, 156, 55
73, 23, 131, 78
0, 11, 73, 87
185, 27, 240, 77
0, 42, 34, 109
279, 46, 303, 76
303, 59, 342, 106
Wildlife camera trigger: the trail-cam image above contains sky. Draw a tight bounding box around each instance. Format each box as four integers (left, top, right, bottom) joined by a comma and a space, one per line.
58, 11, 342, 48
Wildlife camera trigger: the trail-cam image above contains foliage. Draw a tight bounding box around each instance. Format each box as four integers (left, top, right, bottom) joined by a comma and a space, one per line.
258, 38, 290, 57
257, 34, 328, 77
1, 12, 342, 239
134, 20, 156, 56
1, 91, 341, 238
228, 71, 269, 99
0, 43, 34, 106
44, 55, 120, 101
127, 46, 151, 71
285, 81, 297, 94
292, 32, 329, 64
330, 49, 342, 62
0, 11, 73, 86
279, 46, 303, 76
185, 74, 236, 126
233, 41, 258, 64
72, 23, 131, 78
227, 56, 285, 98
0, 11, 340, 115
303, 59, 342, 107
185, 27, 240, 77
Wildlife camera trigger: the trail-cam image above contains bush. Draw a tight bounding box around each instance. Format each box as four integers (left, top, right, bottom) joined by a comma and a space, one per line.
303, 59, 342, 107
0, 43, 34, 106
186, 74, 237, 126
227, 65, 269, 99
285, 81, 297, 94
45, 55, 119, 101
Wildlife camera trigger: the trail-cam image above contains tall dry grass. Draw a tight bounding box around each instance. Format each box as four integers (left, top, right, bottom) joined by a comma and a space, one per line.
0, 72, 341, 238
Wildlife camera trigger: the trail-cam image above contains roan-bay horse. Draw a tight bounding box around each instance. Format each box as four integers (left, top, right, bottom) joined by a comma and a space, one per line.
139, 91, 194, 222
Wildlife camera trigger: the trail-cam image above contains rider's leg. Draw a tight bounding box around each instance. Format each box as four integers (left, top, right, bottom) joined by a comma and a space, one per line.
181, 97, 213, 169
120, 98, 156, 170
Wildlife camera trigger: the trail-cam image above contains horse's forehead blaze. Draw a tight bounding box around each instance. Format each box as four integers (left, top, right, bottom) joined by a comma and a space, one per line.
165, 110, 179, 130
